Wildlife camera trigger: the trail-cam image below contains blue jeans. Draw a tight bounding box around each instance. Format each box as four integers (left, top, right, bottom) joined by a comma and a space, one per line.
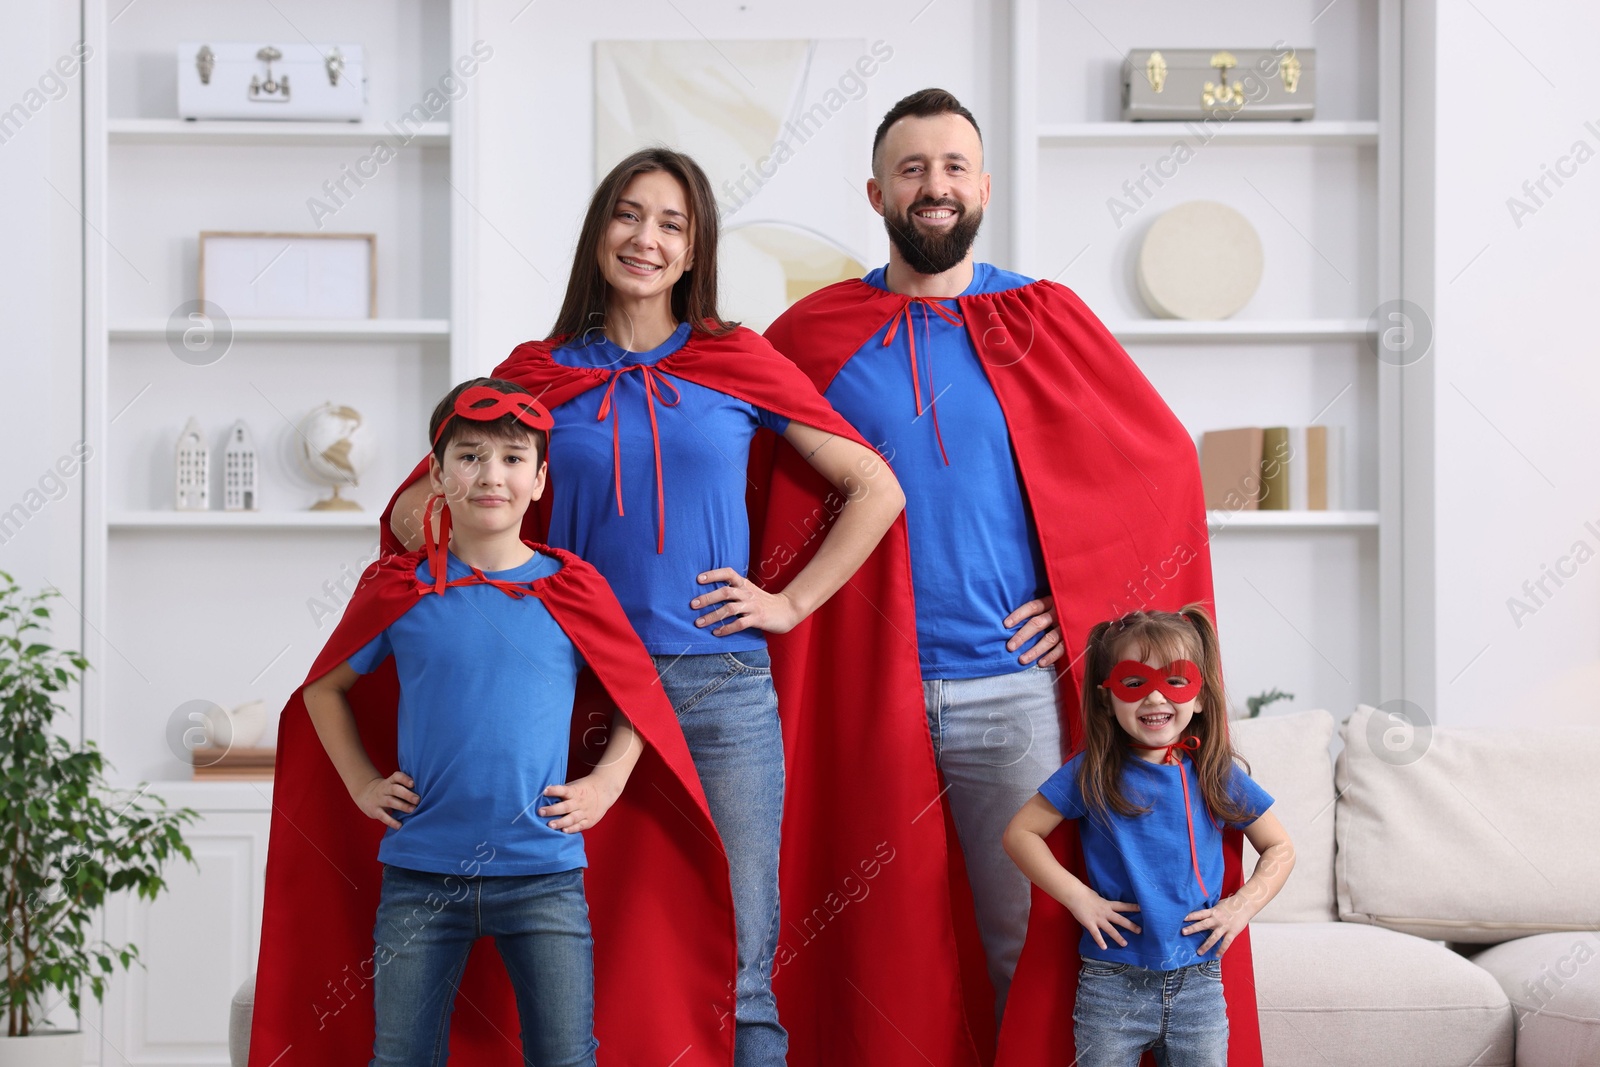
370, 864, 597, 1067
1073, 958, 1228, 1067
652, 648, 787, 1067
923, 664, 1063, 1020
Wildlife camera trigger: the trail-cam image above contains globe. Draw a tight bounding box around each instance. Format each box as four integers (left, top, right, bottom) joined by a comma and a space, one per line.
297, 402, 374, 511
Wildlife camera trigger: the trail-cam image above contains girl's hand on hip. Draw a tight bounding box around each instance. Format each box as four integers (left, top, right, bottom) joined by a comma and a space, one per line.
538, 774, 622, 833
691, 568, 800, 636
1005, 594, 1065, 667
1183, 893, 1251, 957
1066, 885, 1142, 951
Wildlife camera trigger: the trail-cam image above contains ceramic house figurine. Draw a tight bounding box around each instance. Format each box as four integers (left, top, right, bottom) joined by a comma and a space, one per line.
223, 419, 260, 511
175, 417, 209, 511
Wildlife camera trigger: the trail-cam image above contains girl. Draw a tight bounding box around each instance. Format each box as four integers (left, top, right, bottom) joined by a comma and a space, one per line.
1002, 605, 1294, 1067
390, 147, 905, 1067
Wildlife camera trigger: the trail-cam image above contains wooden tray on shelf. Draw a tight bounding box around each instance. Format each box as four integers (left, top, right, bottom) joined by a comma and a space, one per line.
190, 746, 276, 780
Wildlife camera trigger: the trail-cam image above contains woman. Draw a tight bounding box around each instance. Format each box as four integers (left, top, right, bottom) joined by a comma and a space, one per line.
390, 147, 905, 1066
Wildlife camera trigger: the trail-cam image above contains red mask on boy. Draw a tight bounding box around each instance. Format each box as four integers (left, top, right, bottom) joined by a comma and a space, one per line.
431, 385, 553, 445
1102, 659, 1202, 703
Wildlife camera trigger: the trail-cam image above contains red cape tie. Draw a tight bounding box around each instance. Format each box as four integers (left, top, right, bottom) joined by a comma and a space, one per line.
881, 296, 963, 466
595, 364, 682, 554
419, 493, 540, 599
1127, 733, 1217, 897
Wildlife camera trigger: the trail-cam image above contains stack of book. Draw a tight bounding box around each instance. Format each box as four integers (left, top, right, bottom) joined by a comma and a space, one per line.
1200, 426, 1344, 511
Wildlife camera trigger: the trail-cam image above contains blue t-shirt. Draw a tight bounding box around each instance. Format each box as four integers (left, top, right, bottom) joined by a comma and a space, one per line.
1037, 752, 1275, 971
346, 549, 587, 877
546, 322, 790, 656
824, 262, 1044, 679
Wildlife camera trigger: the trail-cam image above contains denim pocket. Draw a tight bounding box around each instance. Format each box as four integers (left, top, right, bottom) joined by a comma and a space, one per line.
723, 647, 772, 674
1080, 959, 1130, 978
1197, 956, 1223, 980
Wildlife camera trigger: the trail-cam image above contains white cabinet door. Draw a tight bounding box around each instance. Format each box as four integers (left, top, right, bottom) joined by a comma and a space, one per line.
96, 787, 271, 1067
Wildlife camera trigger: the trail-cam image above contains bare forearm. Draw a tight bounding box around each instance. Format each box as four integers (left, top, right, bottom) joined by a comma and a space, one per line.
777, 472, 904, 620
389, 478, 438, 552
1234, 840, 1295, 919
304, 688, 383, 800
1004, 827, 1091, 912
589, 711, 642, 791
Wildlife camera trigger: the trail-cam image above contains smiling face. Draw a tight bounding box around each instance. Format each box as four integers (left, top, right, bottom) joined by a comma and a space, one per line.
596, 169, 695, 316
868, 111, 990, 275
1100, 635, 1205, 761
428, 431, 546, 541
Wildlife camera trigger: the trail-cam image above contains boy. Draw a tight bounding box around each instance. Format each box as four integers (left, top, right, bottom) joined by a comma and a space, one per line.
302, 377, 638, 1066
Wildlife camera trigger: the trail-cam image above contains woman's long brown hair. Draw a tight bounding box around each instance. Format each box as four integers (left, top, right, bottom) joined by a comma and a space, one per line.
548, 147, 736, 343
1077, 604, 1255, 829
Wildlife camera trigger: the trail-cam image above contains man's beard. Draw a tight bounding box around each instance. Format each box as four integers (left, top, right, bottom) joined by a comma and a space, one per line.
884, 197, 983, 275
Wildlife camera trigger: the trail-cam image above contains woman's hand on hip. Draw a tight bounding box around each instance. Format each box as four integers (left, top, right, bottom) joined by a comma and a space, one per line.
691, 568, 800, 636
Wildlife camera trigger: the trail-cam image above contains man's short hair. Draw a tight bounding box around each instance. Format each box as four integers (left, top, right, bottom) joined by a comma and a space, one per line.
428, 377, 548, 466
871, 88, 983, 173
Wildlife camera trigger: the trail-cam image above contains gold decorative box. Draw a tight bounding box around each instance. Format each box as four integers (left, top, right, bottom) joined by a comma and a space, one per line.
1122, 47, 1315, 121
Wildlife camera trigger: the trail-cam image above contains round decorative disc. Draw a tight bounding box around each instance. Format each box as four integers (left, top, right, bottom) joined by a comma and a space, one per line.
1136, 200, 1263, 320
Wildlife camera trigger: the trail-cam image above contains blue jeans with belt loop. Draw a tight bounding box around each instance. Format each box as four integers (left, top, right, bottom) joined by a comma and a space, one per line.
652, 647, 787, 1067
1073, 957, 1229, 1067
923, 663, 1064, 1021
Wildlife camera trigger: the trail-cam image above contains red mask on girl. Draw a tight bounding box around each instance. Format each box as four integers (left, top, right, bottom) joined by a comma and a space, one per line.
1102, 659, 1202, 703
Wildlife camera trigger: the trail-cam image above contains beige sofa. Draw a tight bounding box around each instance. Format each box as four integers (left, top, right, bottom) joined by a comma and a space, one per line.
1232, 705, 1600, 1067
231, 706, 1598, 1066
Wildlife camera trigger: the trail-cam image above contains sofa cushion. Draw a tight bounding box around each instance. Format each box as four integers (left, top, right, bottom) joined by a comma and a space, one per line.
1470, 931, 1600, 1067
1249, 922, 1513, 1067
229, 973, 253, 1067
1229, 708, 1337, 922
1335, 704, 1600, 942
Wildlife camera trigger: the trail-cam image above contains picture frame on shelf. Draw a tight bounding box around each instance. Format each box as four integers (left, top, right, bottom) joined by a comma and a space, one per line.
198, 231, 377, 319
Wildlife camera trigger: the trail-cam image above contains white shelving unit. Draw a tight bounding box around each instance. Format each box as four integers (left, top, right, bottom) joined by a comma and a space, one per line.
109, 317, 451, 341
1106, 319, 1375, 344
1008, 0, 1402, 713
109, 510, 378, 529
108, 117, 451, 146
82, 3, 475, 1061
1038, 119, 1378, 147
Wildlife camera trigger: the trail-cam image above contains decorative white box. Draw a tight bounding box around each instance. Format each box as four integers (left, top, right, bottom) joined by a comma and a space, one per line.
177, 42, 366, 121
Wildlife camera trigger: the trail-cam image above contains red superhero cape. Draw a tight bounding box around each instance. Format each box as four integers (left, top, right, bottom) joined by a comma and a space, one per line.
372, 326, 992, 1067
248, 543, 736, 1066
760, 278, 1263, 1067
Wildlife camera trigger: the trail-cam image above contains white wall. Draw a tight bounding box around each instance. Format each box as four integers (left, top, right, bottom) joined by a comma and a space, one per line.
461, 0, 1006, 372
0, 2, 87, 726
1424, 0, 1600, 727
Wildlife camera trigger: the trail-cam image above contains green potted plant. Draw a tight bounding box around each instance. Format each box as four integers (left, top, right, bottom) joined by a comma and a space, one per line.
0, 573, 198, 1064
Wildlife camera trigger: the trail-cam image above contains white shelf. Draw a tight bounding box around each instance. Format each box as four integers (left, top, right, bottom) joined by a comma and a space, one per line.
1109, 319, 1374, 344
110, 318, 449, 342
1038, 120, 1378, 147
109, 510, 378, 530
1207, 509, 1379, 529
108, 118, 450, 147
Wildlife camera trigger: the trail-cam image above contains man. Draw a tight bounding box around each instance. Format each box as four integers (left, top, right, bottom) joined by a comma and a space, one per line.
759, 88, 1264, 1066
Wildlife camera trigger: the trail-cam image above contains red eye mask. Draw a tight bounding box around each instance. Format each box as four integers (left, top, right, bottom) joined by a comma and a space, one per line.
432, 385, 553, 445
1102, 660, 1202, 703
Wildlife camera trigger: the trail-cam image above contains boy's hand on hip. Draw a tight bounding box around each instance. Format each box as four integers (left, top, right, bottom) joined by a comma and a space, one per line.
354, 771, 418, 830
539, 775, 622, 833
1183, 893, 1251, 957
1065, 884, 1142, 951
1005, 594, 1065, 666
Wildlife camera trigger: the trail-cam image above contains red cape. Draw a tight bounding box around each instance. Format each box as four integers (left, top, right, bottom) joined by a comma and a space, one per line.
249, 544, 735, 1066
760, 278, 1262, 1067
373, 326, 992, 1067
